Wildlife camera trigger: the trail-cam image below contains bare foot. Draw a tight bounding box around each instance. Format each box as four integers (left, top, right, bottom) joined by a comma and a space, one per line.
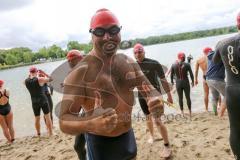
147, 136, 154, 144
160, 146, 172, 158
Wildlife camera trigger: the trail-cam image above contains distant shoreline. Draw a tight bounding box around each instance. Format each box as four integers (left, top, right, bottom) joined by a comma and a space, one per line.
0, 58, 65, 71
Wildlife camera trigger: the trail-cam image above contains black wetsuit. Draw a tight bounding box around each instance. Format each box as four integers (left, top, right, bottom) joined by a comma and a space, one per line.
0, 90, 11, 116
86, 128, 137, 160
43, 84, 53, 121
213, 33, 240, 160
137, 58, 165, 115
25, 77, 50, 116
170, 61, 194, 111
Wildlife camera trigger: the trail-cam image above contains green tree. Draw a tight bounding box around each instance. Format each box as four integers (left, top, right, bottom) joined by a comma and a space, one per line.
5, 54, 18, 65
23, 52, 33, 63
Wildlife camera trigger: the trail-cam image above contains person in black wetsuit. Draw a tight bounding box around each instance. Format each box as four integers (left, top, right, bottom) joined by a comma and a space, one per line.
38, 71, 54, 124
212, 12, 240, 160
0, 80, 15, 143
25, 66, 53, 136
66, 50, 86, 160
133, 43, 172, 156
170, 52, 194, 118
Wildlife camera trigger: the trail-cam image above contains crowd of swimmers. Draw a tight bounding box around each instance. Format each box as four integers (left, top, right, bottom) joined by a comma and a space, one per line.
0, 8, 239, 160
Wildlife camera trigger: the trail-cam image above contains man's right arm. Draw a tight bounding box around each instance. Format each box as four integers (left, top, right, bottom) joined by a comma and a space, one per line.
194, 60, 199, 85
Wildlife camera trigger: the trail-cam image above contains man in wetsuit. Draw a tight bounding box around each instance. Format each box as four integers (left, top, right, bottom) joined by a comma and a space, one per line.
25, 67, 53, 136
170, 52, 194, 118
59, 8, 169, 159
195, 47, 212, 112
66, 50, 86, 160
205, 49, 226, 117
133, 43, 172, 154
212, 12, 240, 160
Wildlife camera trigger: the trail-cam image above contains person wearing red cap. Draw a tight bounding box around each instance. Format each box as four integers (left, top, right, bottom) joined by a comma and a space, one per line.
133, 43, 172, 156
66, 49, 86, 160
25, 66, 53, 136
212, 12, 240, 159
170, 52, 194, 118
59, 9, 166, 160
194, 47, 213, 112
66, 50, 83, 68
0, 80, 15, 143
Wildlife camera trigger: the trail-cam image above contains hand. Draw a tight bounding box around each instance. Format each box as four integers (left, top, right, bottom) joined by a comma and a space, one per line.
167, 96, 173, 104
142, 82, 164, 117
191, 82, 194, 87
89, 91, 118, 135
194, 80, 198, 86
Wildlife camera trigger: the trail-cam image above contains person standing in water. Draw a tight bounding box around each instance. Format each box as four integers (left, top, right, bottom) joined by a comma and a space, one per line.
25, 67, 53, 136
170, 52, 194, 118
0, 80, 15, 143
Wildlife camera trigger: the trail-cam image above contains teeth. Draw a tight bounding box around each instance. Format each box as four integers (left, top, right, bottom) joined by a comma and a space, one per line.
102, 41, 117, 53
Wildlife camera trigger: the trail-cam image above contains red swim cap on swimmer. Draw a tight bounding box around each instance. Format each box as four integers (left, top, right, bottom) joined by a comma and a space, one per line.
90, 8, 120, 29
203, 47, 212, 55
177, 52, 185, 60
133, 43, 144, 53
66, 50, 83, 61
0, 80, 4, 87
237, 12, 240, 28
29, 66, 38, 73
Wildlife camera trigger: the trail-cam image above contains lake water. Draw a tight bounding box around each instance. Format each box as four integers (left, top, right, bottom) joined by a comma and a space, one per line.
0, 33, 235, 139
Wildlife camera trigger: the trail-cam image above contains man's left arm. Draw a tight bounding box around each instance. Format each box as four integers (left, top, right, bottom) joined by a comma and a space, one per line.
156, 63, 173, 103
213, 42, 222, 64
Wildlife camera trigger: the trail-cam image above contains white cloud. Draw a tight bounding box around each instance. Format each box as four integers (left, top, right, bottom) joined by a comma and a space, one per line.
0, 0, 239, 50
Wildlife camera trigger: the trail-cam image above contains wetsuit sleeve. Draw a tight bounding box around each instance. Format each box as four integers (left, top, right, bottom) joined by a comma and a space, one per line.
156, 63, 165, 79
187, 64, 194, 83
170, 65, 174, 84
213, 41, 222, 63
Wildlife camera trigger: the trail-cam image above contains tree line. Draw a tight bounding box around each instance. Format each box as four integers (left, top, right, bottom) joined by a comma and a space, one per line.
0, 25, 237, 68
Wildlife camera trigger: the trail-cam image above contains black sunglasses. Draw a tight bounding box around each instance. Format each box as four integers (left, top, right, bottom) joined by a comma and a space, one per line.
89, 26, 122, 37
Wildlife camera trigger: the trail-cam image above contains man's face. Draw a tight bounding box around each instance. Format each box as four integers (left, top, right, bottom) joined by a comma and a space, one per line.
68, 57, 80, 68
91, 25, 121, 56
134, 50, 145, 62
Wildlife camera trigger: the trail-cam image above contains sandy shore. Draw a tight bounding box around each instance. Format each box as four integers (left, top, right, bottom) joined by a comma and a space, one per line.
0, 112, 234, 160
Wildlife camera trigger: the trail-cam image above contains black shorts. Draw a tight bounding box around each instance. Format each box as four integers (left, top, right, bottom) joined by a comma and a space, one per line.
86, 129, 137, 160
31, 96, 50, 116
0, 104, 11, 116
138, 97, 150, 115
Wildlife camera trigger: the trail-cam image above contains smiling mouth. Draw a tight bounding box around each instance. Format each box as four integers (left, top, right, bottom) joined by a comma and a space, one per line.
102, 41, 118, 54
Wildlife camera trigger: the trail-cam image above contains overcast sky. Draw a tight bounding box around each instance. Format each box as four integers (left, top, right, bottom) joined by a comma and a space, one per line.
0, 0, 240, 51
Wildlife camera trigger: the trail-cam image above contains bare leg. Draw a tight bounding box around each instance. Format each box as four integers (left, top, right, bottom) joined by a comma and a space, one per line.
203, 81, 209, 112
6, 111, 15, 141
0, 115, 12, 142
219, 98, 227, 117
146, 115, 154, 143
35, 116, 41, 136
44, 113, 53, 136
154, 116, 171, 158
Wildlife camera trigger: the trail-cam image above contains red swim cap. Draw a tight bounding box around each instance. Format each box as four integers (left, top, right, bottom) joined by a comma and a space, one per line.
66, 50, 83, 61
203, 47, 212, 55
0, 80, 4, 87
90, 8, 120, 29
133, 43, 144, 53
29, 66, 38, 73
237, 12, 240, 28
177, 52, 185, 60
